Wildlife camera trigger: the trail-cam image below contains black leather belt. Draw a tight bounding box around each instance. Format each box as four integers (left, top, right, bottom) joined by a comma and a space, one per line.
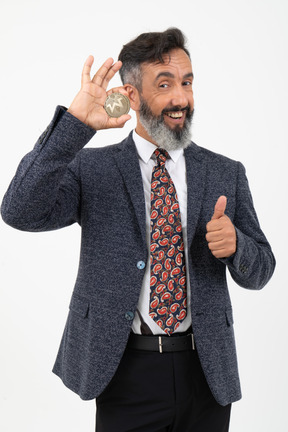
127, 332, 195, 353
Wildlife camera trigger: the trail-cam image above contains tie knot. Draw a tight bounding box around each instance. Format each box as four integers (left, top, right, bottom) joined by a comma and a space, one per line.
154, 148, 170, 165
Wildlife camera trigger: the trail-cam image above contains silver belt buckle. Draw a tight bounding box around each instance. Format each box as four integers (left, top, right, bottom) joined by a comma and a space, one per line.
158, 336, 163, 353
191, 333, 195, 350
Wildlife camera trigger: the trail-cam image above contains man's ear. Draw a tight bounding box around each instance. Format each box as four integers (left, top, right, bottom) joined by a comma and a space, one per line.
124, 84, 141, 111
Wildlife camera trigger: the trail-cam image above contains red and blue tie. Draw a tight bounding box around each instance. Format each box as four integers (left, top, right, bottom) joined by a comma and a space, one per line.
149, 149, 187, 335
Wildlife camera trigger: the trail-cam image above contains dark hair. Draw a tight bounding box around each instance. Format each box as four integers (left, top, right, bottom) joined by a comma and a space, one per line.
118, 28, 190, 90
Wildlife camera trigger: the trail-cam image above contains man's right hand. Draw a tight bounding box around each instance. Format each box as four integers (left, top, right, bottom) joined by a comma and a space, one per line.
67, 56, 131, 130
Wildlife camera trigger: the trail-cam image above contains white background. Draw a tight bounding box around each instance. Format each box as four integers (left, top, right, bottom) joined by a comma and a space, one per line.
0, 0, 287, 431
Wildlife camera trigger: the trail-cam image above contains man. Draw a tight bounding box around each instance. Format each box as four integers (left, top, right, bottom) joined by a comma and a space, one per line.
1, 28, 275, 431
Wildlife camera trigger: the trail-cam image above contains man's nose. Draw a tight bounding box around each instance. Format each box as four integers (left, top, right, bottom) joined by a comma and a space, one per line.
170, 86, 191, 108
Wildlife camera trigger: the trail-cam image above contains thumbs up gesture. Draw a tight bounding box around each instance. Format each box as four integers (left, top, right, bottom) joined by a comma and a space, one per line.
206, 196, 236, 259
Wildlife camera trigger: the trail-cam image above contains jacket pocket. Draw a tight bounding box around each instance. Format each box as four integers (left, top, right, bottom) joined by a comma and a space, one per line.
69, 293, 89, 318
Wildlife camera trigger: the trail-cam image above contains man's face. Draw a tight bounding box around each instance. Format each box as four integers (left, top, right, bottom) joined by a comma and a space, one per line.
136, 48, 194, 150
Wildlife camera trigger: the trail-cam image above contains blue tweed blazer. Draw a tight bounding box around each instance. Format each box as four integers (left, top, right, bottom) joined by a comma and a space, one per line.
1, 106, 275, 406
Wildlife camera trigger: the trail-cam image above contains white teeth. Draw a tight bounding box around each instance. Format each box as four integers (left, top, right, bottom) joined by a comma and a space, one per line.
167, 111, 183, 118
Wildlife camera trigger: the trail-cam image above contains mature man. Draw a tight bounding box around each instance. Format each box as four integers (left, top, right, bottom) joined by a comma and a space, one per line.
1, 28, 275, 431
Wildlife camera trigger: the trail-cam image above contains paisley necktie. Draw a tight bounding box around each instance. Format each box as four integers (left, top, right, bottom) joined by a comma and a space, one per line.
149, 149, 187, 335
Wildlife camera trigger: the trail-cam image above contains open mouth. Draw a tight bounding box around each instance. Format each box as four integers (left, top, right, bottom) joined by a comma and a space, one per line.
162, 105, 190, 123
163, 110, 188, 126
165, 111, 185, 119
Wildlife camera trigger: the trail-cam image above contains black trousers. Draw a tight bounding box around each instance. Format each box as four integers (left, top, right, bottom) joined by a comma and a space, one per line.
96, 344, 231, 432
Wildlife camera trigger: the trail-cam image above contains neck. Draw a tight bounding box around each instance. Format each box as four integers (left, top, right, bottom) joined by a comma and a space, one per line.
135, 119, 159, 147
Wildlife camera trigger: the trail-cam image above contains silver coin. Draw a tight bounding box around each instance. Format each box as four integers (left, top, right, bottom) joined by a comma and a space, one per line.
104, 93, 130, 118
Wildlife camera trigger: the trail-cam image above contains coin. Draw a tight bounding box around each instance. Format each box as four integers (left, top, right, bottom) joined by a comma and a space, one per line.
104, 93, 130, 118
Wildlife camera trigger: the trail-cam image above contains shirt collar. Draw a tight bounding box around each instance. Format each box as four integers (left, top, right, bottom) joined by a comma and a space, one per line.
133, 130, 183, 164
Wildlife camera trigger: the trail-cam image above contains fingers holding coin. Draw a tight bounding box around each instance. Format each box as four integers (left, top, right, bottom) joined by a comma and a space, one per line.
75, 56, 131, 129
92, 58, 122, 90
94, 62, 131, 119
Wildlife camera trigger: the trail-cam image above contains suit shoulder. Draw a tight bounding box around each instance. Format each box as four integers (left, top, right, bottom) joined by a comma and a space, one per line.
78, 142, 122, 158
77, 133, 133, 160
188, 141, 243, 169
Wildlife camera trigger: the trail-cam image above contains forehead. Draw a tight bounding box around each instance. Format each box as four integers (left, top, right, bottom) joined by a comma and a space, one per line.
141, 49, 193, 81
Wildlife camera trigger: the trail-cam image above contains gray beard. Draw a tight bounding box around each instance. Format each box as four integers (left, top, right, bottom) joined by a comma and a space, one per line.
139, 98, 193, 151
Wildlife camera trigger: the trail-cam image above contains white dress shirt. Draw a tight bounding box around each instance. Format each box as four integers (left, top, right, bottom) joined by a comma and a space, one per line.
131, 130, 192, 335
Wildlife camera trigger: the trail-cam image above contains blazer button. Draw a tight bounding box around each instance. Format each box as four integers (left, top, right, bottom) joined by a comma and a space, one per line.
125, 311, 135, 321
239, 264, 248, 274
137, 260, 145, 270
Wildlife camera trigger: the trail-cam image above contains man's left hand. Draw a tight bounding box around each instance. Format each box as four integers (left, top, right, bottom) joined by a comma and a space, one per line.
206, 196, 236, 259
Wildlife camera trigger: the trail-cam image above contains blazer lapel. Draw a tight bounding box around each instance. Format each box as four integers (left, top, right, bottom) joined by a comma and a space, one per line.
185, 143, 207, 247
113, 133, 147, 246
113, 135, 206, 249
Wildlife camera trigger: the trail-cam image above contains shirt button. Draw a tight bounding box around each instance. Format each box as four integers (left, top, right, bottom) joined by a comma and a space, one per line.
125, 311, 135, 321
137, 260, 146, 270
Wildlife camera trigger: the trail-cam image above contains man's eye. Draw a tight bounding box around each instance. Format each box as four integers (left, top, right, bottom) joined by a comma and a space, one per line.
159, 83, 169, 88
183, 81, 192, 86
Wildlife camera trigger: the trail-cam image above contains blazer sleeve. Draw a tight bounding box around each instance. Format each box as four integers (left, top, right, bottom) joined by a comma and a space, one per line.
222, 161, 276, 290
1, 106, 96, 232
